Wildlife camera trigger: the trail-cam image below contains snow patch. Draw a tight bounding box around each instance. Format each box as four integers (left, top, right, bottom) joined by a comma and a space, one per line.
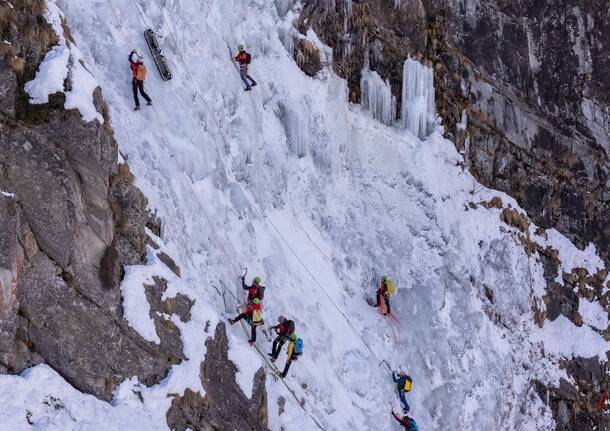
23, 43, 69, 104
228, 333, 263, 399
538, 229, 605, 281
535, 315, 610, 361
579, 298, 609, 331
24, 0, 102, 123
120, 247, 179, 344
0, 365, 162, 430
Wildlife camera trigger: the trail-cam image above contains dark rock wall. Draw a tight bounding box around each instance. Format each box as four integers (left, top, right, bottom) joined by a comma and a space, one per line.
167, 323, 268, 431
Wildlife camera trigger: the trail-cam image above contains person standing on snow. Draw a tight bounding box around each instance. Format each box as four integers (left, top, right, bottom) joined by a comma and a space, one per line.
268, 316, 295, 362
392, 370, 413, 413
376, 275, 395, 315
242, 275, 266, 304
128, 50, 152, 111
232, 44, 257, 91
279, 334, 302, 378
229, 298, 264, 344
390, 409, 418, 431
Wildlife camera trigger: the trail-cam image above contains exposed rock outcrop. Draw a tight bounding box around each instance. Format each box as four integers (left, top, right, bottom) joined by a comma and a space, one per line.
166, 323, 268, 431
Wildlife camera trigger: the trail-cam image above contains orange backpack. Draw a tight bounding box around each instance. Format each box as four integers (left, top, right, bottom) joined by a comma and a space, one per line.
136, 64, 147, 81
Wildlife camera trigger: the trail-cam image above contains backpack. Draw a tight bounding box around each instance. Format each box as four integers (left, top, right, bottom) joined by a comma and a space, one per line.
406, 418, 418, 431
256, 285, 265, 301
251, 308, 263, 326
245, 52, 252, 64
285, 320, 295, 335
403, 375, 412, 392
386, 280, 395, 295
293, 338, 303, 356
136, 64, 147, 81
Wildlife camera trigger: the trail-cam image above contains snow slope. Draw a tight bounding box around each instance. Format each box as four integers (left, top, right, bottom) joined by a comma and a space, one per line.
2, 0, 609, 430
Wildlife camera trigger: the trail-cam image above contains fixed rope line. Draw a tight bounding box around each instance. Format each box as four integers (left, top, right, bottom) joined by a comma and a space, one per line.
157, 0, 357, 289
146, 0, 392, 367
106, 5, 330, 429
105, 0, 242, 281
148, 104, 330, 430
246, 90, 363, 286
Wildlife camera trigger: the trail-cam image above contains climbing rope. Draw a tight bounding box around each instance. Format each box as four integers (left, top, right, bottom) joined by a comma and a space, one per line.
143, 0, 396, 368
105, 0, 242, 282
104, 2, 334, 428
106, 3, 400, 426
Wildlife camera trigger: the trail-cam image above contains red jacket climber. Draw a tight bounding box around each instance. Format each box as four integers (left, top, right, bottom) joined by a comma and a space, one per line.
229, 298, 264, 344
242, 275, 265, 303
232, 44, 257, 91
391, 410, 418, 430
128, 50, 152, 111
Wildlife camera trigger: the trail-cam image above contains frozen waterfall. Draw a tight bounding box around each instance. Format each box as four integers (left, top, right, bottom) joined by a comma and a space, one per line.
401, 58, 436, 139
360, 68, 397, 126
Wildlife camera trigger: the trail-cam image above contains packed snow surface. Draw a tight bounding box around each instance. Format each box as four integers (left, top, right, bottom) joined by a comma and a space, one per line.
3, 0, 608, 430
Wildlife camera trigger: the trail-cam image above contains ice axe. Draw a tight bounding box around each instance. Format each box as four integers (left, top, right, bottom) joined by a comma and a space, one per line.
380, 360, 393, 374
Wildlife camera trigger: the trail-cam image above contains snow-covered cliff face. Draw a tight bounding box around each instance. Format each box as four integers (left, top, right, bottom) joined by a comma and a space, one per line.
299, 0, 610, 265
298, 1, 610, 428
0, 0, 608, 430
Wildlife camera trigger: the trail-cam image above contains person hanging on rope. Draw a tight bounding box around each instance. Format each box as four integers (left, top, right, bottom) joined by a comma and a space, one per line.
129, 50, 152, 111
280, 334, 303, 378
376, 275, 395, 315
232, 44, 257, 91
242, 275, 266, 304
392, 370, 413, 413
229, 298, 264, 345
390, 407, 418, 431
268, 316, 295, 362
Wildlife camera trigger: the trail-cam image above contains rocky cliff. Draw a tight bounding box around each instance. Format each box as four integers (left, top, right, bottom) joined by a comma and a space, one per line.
0, 2, 267, 428
295, 0, 609, 429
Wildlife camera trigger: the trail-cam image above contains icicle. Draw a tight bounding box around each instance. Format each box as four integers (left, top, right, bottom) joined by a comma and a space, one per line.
401, 58, 436, 139
274, 0, 293, 17
360, 68, 397, 126
457, 109, 467, 131
281, 102, 310, 158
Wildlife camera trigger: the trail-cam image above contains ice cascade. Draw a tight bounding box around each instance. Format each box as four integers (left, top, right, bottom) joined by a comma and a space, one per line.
360, 68, 397, 126
282, 102, 310, 158
401, 58, 436, 139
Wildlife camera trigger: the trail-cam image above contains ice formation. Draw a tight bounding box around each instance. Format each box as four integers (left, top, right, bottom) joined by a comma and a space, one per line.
401, 58, 436, 139
360, 68, 397, 126
282, 101, 310, 158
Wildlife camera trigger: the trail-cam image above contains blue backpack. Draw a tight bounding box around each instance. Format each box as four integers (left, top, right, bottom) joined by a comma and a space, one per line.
406, 418, 418, 431
294, 338, 303, 356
